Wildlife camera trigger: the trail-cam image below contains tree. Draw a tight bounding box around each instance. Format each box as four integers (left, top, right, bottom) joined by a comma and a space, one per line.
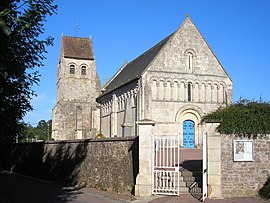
0, 0, 57, 145
47, 119, 52, 140
20, 119, 52, 142
36, 120, 48, 140
20, 123, 39, 142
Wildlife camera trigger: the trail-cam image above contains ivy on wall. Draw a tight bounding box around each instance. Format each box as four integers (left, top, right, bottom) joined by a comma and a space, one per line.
202, 99, 270, 137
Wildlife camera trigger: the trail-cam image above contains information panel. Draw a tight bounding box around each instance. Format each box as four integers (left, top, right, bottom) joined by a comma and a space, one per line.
233, 140, 254, 161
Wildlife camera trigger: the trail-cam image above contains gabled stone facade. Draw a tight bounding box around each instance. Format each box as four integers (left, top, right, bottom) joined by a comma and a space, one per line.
97, 16, 233, 147
52, 35, 101, 140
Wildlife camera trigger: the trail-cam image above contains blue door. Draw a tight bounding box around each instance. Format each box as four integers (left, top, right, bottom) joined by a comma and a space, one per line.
183, 120, 195, 148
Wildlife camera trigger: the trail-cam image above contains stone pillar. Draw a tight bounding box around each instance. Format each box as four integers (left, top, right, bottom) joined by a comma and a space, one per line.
122, 96, 134, 136
111, 94, 117, 136
205, 122, 222, 199
135, 119, 155, 197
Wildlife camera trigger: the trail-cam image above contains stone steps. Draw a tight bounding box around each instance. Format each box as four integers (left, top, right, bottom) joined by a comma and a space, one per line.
155, 168, 203, 198
179, 169, 202, 198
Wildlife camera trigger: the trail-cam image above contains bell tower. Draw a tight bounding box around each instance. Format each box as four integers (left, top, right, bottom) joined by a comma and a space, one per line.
52, 35, 101, 140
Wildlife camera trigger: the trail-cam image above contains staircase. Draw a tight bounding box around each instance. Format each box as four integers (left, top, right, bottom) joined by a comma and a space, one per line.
180, 168, 203, 200
173, 167, 203, 200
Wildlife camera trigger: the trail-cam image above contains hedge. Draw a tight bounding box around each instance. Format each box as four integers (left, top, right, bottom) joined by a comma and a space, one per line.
202, 99, 270, 137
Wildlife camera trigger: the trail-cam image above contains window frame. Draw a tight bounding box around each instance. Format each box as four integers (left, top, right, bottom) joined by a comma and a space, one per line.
187, 52, 193, 70
187, 83, 192, 102
184, 49, 196, 71
69, 64, 75, 75
81, 65, 87, 76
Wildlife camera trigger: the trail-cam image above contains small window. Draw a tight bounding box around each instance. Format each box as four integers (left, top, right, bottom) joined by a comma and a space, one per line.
188, 83, 192, 102
81, 66, 86, 75
70, 64, 75, 74
187, 52, 193, 70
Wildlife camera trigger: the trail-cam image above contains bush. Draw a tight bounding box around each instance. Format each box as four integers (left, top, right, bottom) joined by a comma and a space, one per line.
202, 99, 270, 137
95, 133, 106, 139
259, 176, 270, 200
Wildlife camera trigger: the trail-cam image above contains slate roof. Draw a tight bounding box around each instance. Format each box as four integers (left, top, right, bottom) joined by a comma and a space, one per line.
99, 33, 174, 97
62, 36, 94, 60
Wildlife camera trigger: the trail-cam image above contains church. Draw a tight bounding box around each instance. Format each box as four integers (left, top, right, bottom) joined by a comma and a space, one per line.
52, 15, 233, 148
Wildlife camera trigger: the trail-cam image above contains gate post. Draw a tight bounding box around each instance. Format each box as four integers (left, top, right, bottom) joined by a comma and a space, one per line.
204, 122, 222, 199
135, 119, 155, 197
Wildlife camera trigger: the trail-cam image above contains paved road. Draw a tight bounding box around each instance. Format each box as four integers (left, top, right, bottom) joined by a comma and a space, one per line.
149, 195, 269, 203
0, 172, 127, 203
0, 172, 268, 203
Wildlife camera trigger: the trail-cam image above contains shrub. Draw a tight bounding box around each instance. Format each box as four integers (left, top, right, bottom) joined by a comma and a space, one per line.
202, 99, 270, 137
259, 176, 270, 200
95, 133, 106, 139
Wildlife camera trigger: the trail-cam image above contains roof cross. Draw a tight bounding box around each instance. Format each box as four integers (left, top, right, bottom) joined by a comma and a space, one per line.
75, 19, 79, 37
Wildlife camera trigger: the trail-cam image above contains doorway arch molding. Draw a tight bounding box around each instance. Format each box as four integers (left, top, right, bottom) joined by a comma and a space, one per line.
175, 104, 204, 147
175, 104, 203, 122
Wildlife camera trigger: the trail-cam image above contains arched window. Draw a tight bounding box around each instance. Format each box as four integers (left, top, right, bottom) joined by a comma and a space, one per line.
187, 52, 193, 70
188, 83, 192, 102
81, 65, 86, 75
184, 49, 196, 71
69, 64, 75, 74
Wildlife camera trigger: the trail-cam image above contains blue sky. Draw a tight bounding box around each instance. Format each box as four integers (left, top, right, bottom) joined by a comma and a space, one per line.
23, 0, 270, 125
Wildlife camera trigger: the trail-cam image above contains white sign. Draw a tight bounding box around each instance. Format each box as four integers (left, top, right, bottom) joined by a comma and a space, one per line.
233, 140, 254, 161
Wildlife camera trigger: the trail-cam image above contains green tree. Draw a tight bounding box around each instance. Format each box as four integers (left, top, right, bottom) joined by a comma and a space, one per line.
36, 119, 48, 140
20, 119, 52, 142
0, 0, 57, 145
202, 99, 270, 137
47, 119, 52, 140
20, 123, 39, 142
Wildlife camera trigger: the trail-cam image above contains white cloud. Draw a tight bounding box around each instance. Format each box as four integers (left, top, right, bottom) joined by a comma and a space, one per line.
32, 93, 46, 103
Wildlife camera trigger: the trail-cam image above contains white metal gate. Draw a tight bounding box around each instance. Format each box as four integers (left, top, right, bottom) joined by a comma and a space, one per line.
152, 134, 180, 195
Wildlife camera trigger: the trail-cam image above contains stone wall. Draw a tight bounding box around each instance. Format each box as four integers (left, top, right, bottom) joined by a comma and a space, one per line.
7, 137, 138, 193
221, 135, 270, 197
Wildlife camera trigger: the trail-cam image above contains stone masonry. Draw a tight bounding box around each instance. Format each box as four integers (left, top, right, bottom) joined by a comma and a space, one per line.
52, 36, 101, 140
97, 16, 233, 148
221, 135, 270, 197
8, 137, 138, 193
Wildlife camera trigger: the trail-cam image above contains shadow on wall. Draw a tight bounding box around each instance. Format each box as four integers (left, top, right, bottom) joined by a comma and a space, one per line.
7, 141, 88, 186
3, 137, 139, 194
43, 142, 88, 186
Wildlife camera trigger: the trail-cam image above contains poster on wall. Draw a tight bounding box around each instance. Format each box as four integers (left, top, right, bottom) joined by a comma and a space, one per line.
233, 140, 254, 161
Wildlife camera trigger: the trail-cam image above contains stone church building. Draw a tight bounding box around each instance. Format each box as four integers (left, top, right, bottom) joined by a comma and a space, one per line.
52, 16, 233, 147
52, 36, 101, 140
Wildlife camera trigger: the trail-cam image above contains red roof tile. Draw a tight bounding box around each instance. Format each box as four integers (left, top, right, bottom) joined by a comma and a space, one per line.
62, 36, 94, 60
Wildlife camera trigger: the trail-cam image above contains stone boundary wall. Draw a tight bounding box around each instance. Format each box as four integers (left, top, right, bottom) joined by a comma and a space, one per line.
221, 135, 270, 197
6, 137, 138, 193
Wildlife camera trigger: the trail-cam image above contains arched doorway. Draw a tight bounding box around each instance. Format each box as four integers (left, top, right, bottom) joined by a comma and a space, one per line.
183, 119, 195, 148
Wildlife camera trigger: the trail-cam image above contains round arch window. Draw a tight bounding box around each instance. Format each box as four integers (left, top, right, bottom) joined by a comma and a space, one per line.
81, 66, 87, 75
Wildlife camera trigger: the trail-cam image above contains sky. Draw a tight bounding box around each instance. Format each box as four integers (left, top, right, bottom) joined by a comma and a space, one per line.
23, 0, 270, 126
